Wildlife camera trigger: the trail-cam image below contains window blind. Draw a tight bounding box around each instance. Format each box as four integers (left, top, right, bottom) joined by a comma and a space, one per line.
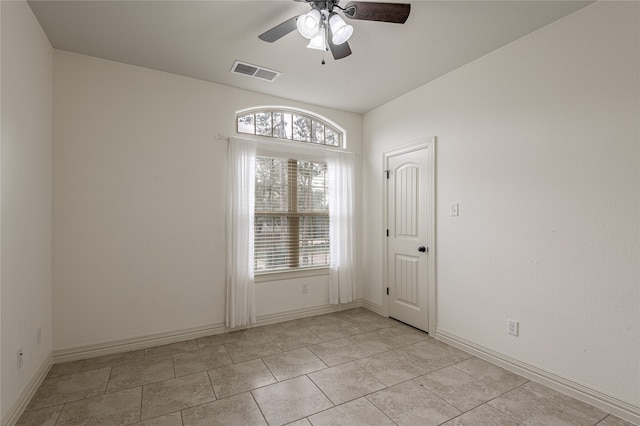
255, 156, 330, 272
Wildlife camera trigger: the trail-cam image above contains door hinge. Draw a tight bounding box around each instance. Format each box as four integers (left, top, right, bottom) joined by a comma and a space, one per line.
386, 229, 389, 237
384, 169, 390, 179
386, 287, 389, 295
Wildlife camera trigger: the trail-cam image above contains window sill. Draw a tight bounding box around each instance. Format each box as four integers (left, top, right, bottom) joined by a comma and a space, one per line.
255, 267, 330, 283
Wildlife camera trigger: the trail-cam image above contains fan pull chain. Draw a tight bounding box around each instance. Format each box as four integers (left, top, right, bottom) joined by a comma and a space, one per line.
322, 20, 328, 65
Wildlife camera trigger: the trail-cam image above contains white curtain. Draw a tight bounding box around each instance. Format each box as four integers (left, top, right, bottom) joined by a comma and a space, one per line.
226, 137, 257, 328
328, 151, 356, 304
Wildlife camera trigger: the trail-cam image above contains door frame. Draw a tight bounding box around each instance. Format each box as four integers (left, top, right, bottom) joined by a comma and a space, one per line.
382, 137, 436, 335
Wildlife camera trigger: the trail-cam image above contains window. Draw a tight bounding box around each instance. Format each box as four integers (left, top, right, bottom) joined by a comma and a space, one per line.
238, 109, 342, 148
254, 156, 329, 273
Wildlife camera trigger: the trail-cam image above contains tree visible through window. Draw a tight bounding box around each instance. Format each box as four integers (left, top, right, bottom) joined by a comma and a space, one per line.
238, 109, 342, 147
254, 156, 329, 272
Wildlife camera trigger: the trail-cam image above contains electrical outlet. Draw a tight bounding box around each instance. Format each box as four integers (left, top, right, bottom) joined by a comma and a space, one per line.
37, 327, 42, 345
17, 348, 24, 370
508, 319, 519, 336
301, 284, 309, 294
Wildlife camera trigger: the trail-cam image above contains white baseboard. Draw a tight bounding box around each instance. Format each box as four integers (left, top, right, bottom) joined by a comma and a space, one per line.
361, 299, 383, 316
11, 302, 367, 424
2, 354, 52, 426
53, 300, 365, 364
436, 328, 640, 425
255, 299, 364, 326
53, 322, 227, 363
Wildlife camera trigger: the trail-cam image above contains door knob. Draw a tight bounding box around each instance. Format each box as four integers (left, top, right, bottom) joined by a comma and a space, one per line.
418, 246, 426, 253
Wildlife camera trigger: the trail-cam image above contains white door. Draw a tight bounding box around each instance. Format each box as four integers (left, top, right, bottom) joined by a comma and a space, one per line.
387, 146, 432, 332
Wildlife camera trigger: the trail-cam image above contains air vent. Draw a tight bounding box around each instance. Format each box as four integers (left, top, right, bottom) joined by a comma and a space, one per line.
231, 61, 281, 82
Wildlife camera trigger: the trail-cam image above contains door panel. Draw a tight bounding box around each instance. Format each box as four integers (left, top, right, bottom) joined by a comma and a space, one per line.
387, 147, 430, 331
395, 254, 419, 307
396, 165, 418, 237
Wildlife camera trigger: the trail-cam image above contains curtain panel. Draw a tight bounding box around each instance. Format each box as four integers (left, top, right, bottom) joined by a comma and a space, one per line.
225, 137, 257, 328
328, 151, 356, 304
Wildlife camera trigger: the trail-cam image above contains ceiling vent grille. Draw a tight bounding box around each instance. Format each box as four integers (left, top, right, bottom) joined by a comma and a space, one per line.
231, 61, 281, 82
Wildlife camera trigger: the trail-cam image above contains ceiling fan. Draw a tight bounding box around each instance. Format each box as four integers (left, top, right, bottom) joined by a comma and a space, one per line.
258, 0, 411, 61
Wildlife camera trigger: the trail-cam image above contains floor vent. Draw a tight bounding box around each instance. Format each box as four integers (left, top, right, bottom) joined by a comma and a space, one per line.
230, 61, 281, 82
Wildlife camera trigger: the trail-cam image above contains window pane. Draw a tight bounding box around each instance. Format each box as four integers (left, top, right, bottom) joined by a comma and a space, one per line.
255, 156, 330, 273
299, 216, 329, 268
237, 113, 255, 134
255, 157, 288, 212
273, 112, 292, 139
311, 121, 324, 144
237, 109, 342, 147
297, 161, 328, 212
325, 127, 339, 146
255, 112, 272, 136
292, 115, 311, 142
255, 216, 290, 272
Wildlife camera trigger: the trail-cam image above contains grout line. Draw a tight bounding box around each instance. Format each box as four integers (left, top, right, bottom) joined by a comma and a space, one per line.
137, 385, 143, 424
103, 366, 113, 394
206, 370, 217, 403
483, 381, 532, 424
249, 388, 270, 425
305, 373, 337, 407
20, 309, 619, 425
171, 354, 177, 379
259, 357, 279, 382
205, 370, 219, 400
52, 403, 65, 426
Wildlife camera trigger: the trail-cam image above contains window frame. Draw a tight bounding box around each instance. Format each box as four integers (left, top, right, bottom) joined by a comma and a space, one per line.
254, 155, 330, 276
237, 108, 344, 148
235, 106, 348, 282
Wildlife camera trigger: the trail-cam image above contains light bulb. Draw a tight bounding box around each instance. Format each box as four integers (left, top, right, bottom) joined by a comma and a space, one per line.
329, 13, 353, 45
297, 9, 321, 39
306, 27, 326, 50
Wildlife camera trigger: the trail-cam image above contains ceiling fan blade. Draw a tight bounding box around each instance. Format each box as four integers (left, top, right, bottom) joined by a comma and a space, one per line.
259, 16, 299, 42
343, 1, 411, 24
328, 39, 352, 60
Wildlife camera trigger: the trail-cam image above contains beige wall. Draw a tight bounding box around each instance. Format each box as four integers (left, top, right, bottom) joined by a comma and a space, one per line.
52, 51, 363, 351
363, 1, 638, 412
1, 0, 53, 420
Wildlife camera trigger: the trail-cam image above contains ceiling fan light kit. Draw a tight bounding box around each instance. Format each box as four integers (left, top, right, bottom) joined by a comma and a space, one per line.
307, 27, 327, 50
328, 13, 353, 45
259, 0, 411, 61
297, 8, 322, 39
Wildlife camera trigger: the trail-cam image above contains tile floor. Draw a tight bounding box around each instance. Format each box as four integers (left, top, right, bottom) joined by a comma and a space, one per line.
17, 308, 635, 426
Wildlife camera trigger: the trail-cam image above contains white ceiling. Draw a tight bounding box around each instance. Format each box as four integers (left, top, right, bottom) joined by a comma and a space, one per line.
28, 0, 592, 114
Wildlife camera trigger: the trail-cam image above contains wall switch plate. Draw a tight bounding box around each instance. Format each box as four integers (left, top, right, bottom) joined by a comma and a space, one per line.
302, 284, 308, 294
17, 348, 24, 370
508, 319, 519, 336
450, 203, 459, 216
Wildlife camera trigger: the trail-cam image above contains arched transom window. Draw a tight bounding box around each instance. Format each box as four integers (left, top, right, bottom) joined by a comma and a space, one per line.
237, 108, 343, 148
